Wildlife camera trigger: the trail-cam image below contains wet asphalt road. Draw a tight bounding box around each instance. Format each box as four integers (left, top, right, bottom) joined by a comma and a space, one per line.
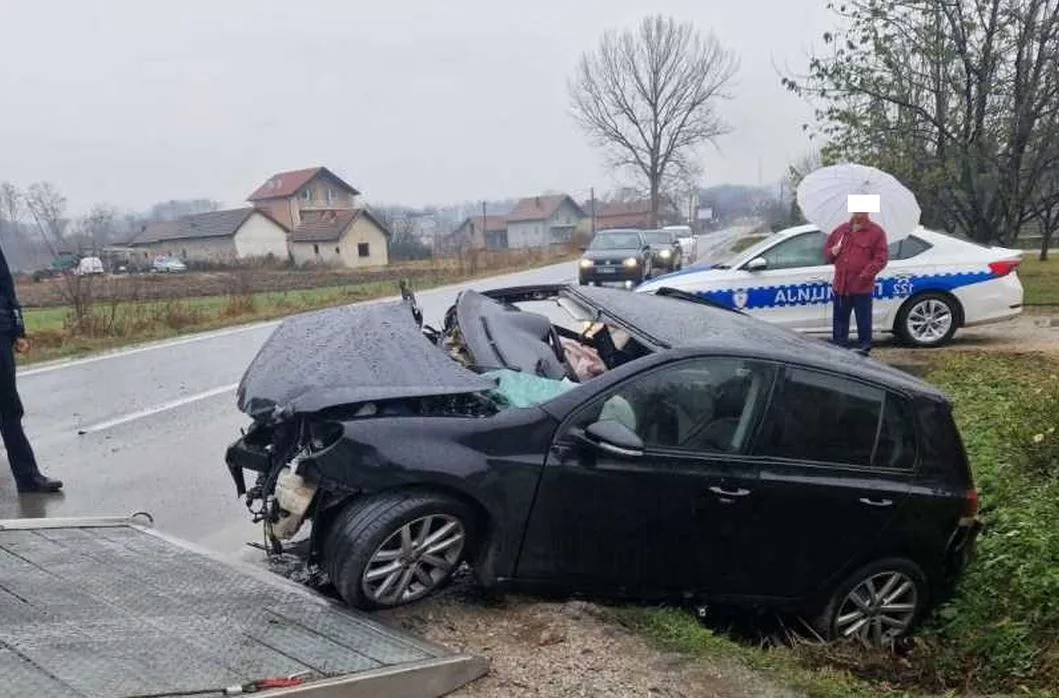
0, 227, 747, 558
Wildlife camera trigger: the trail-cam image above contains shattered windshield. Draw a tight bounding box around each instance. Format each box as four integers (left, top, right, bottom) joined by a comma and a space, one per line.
589, 232, 642, 250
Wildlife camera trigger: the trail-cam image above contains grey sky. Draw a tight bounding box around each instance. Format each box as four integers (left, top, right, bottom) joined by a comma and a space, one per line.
0, 0, 838, 215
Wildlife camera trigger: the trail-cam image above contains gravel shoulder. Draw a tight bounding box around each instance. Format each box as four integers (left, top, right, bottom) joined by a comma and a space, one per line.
378, 580, 800, 698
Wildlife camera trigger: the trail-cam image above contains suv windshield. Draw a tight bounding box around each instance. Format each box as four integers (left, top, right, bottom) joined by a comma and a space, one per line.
642, 231, 673, 245
589, 232, 642, 250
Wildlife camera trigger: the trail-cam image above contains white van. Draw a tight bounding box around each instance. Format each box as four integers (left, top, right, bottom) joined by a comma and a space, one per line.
75, 256, 105, 276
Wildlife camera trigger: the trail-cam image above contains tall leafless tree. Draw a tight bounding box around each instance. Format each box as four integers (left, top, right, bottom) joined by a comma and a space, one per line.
24, 181, 67, 257
569, 15, 738, 227
80, 204, 119, 253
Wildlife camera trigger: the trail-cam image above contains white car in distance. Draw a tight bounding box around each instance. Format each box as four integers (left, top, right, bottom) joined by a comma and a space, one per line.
638, 224, 1024, 348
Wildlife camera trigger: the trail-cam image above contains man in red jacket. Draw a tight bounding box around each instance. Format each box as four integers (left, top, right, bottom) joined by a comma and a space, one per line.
824, 212, 889, 355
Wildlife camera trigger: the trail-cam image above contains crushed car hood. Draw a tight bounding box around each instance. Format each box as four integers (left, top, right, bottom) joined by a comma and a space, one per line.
237, 300, 496, 420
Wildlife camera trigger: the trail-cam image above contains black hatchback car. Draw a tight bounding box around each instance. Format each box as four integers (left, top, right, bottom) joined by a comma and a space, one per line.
226, 283, 981, 646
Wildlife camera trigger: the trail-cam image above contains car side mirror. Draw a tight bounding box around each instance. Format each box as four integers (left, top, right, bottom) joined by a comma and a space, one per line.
579, 419, 644, 458
746, 257, 767, 272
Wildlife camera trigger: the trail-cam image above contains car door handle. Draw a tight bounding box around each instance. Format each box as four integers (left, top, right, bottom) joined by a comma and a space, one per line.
709, 486, 750, 498
858, 497, 894, 507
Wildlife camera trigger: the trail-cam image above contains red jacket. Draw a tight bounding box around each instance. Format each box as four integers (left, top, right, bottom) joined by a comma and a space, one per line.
825, 222, 889, 296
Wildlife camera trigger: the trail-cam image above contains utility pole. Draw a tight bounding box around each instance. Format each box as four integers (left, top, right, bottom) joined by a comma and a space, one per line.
590, 187, 596, 235
481, 200, 487, 248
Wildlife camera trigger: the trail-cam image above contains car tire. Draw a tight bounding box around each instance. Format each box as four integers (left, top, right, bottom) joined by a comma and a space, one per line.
895, 292, 960, 347
324, 490, 477, 610
811, 557, 928, 646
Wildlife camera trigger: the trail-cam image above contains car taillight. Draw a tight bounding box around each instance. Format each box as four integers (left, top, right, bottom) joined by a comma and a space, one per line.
988, 260, 1021, 277
963, 488, 980, 518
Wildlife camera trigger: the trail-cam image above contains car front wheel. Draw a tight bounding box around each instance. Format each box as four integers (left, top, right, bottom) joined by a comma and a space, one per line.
324, 490, 475, 610
896, 293, 959, 347
812, 557, 927, 647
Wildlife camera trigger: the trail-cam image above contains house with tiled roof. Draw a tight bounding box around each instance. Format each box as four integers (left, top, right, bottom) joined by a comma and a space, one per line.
129, 208, 289, 262
504, 194, 586, 248
247, 166, 361, 231
289, 208, 390, 268
447, 214, 509, 251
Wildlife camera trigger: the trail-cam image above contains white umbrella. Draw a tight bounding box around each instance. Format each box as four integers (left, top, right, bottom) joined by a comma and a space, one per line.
796, 163, 921, 242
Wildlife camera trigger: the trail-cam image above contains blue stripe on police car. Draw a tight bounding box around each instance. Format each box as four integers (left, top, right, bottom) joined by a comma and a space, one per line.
694, 270, 995, 310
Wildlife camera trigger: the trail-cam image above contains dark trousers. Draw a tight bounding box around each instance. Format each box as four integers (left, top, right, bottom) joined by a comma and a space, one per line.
0, 337, 39, 484
833, 294, 873, 351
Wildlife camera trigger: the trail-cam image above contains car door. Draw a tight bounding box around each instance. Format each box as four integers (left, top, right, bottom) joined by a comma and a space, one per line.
732, 367, 917, 601
866, 235, 935, 331
734, 230, 831, 332
515, 356, 777, 597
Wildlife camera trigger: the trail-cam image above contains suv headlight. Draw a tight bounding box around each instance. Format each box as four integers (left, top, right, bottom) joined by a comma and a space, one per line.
579, 258, 594, 268
623, 257, 638, 268
659, 249, 672, 259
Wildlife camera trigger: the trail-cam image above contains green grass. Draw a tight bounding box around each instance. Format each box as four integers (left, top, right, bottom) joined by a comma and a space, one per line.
621, 352, 1059, 696
1019, 257, 1059, 305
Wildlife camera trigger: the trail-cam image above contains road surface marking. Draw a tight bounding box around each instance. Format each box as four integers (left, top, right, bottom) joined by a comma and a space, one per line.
76, 383, 240, 434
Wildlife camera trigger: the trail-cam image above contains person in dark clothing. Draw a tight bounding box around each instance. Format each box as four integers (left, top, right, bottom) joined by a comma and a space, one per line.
0, 244, 62, 493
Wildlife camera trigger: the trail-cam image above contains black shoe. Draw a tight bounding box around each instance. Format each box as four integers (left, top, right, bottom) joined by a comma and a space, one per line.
854, 347, 871, 357
16, 474, 63, 493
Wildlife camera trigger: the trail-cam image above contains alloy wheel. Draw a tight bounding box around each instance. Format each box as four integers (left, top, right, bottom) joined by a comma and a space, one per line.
361, 514, 465, 605
906, 298, 953, 344
834, 570, 919, 646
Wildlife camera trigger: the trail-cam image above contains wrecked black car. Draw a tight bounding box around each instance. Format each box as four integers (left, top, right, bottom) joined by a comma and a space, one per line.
225, 283, 981, 646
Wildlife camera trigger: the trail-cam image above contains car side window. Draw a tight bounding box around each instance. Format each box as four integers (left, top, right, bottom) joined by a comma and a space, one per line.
567, 358, 777, 455
753, 368, 884, 467
873, 394, 918, 470
887, 235, 932, 261
757, 231, 827, 270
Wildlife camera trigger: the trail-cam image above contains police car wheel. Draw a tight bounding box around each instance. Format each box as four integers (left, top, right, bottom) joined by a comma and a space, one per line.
896, 293, 959, 347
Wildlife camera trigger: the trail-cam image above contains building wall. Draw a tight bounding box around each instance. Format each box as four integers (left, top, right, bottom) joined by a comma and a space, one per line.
290, 216, 390, 268
253, 173, 357, 230
131, 236, 238, 263
233, 212, 290, 259
337, 215, 388, 267
506, 220, 547, 248
507, 200, 584, 248
295, 172, 358, 211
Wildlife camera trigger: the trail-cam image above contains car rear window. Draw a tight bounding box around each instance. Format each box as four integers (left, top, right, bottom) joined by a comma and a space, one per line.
888, 235, 933, 260
753, 368, 917, 470
915, 400, 972, 483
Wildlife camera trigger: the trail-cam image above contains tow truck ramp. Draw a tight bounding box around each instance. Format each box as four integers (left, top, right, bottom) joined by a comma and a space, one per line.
0, 516, 489, 697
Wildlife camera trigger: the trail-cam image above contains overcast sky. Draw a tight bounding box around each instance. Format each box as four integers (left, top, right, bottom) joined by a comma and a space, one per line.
0, 0, 839, 215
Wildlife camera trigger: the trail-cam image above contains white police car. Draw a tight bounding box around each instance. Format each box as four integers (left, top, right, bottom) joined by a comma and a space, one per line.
637, 224, 1024, 347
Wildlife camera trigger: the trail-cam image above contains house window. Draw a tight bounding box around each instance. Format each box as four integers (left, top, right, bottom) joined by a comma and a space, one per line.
302, 189, 312, 202
327, 188, 335, 204
335, 247, 341, 255
358, 243, 370, 258
313, 244, 320, 255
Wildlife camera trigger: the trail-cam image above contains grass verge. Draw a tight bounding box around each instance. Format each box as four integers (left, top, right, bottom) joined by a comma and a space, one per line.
618, 351, 1059, 696
1019, 257, 1059, 306
20, 255, 574, 365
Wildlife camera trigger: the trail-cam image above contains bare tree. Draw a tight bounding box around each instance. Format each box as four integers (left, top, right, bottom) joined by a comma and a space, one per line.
569, 15, 738, 227
80, 204, 119, 253
24, 181, 67, 256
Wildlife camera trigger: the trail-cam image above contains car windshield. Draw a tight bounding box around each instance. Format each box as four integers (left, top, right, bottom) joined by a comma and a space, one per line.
642, 231, 673, 244
589, 232, 642, 250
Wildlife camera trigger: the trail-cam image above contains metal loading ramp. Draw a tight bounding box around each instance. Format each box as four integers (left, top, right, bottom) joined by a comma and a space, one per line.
0, 516, 488, 698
